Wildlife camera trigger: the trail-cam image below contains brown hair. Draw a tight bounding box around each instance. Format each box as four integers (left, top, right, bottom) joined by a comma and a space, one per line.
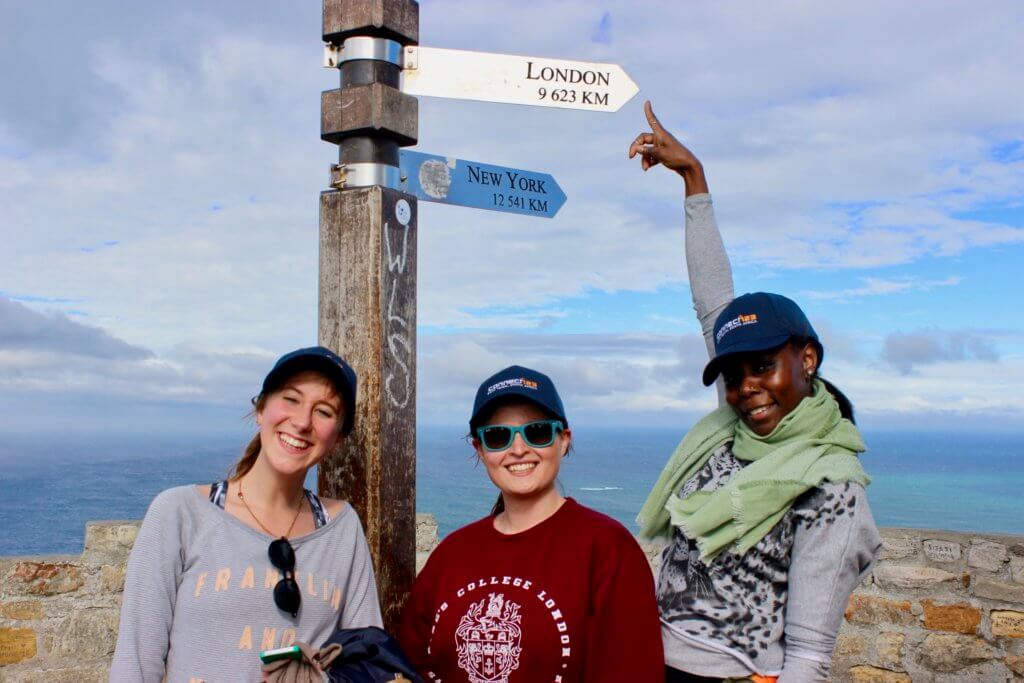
229, 393, 270, 480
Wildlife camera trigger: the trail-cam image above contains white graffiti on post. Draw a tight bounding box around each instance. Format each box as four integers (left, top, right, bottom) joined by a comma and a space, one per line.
383, 219, 412, 409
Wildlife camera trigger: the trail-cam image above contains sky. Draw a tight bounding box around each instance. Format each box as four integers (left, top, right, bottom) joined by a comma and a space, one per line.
1, 0, 1022, 437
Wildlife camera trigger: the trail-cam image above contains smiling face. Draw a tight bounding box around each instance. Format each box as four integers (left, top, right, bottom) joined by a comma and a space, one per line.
256, 370, 345, 477
473, 400, 570, 504
721, 341, 819, 437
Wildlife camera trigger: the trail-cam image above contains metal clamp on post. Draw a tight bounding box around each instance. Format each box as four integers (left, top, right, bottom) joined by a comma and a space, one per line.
401, 45, 418, 71
324, 37, 403, 69
330, 163, 402, 190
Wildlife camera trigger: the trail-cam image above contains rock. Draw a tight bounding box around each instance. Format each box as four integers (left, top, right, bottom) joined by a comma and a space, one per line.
971, 577, 1024, 604
845, 595, 916, 626
873, 565, 958, 590
48, 608, 120, 660
918, 633, 996, 672
834, 632, 868, 658
848, 665, 911, 682
100, 564, 126, 593
923, 539, 962, 563
968, 539, 1008, 572
82, 521, 138, 566
0, 600, 44, 621
1009, 556, 1024, 585
415, 513, 438, 553
0, 627, 38, 665
1006, 654, 1024, 675
1, 667, 109, 683
990, 610, 1024, 638
879, 534, 919, 560
920, 599, 982, 634
875, 631, 905, 670
415, 551, 431, 576
3, 562, 84, 596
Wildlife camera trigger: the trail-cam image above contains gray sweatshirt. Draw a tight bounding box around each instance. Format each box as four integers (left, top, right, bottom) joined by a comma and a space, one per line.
110, 486, 383, 683
660, 194, 882, 682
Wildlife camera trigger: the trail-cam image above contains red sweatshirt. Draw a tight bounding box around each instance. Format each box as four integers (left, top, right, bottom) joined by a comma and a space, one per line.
399, 498, 664, 683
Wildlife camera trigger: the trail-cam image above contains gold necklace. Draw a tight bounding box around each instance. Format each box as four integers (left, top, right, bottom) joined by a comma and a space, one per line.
236, 478, 305, 539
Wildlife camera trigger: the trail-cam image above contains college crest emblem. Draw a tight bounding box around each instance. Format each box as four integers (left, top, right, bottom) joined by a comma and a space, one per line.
455, 592, 523, 683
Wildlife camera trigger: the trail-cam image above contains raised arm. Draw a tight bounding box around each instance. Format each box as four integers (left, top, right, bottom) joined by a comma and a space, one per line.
630, 101, 735, 403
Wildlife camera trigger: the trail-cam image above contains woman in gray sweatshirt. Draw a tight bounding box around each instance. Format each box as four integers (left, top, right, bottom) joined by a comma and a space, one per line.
630, 103, 881, 683
110, 347, 383, 682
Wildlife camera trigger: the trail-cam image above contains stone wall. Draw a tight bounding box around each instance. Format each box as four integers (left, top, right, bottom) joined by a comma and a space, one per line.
3, 519, 1023, 681
833, 528, 1024, 682
0, 522, 136, 682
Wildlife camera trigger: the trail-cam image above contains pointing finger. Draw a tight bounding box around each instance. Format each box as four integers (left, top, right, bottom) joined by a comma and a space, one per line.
644, 100, 664, 133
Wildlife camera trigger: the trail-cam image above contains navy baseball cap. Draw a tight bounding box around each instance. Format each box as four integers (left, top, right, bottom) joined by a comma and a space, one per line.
470, 365, 568, 429
261, 346, 357, 435
702, 292, 822, 386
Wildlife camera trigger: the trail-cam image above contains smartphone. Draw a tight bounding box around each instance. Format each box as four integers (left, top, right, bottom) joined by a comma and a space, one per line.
259, 645, 302, 664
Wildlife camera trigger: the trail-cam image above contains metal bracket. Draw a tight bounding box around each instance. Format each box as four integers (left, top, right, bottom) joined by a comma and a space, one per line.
324, 37, 403, 69
401, 45, 418, 71
330, 163, 402, 190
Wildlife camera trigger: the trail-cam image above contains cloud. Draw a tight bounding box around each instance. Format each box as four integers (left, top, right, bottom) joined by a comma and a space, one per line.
418, 331, 720, 426
822, 354, 1024, 429
802, 276, 962, 302
79, 240, 119, 254
1, 296, 1021, 433
0, 295, 278, 415
882, 329, 1000, 374
2, 0, 1023, 433
0, 296, 151, 360
0, 1, 311, 153
4, 0, 1023, 346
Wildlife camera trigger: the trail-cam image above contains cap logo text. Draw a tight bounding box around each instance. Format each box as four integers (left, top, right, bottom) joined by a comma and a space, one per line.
716, 313, 758, 343
487, 378, 539, 395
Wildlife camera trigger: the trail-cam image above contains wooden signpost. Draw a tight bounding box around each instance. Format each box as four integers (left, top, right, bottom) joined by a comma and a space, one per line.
318, 0, 419, 632
317, 0, 637, 631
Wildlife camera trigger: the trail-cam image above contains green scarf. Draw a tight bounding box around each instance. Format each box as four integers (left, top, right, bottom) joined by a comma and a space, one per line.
637, 379, 869, 559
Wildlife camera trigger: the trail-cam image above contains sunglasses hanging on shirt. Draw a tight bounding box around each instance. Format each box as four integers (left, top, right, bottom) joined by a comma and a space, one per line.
268, 537, 301, 617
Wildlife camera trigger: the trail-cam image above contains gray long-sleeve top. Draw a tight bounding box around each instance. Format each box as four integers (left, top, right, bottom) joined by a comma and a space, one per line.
110, 486, 383, 682
659, 194, 882, 682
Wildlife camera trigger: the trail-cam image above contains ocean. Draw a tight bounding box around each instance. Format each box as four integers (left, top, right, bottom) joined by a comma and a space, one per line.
1, 427, 1022, 556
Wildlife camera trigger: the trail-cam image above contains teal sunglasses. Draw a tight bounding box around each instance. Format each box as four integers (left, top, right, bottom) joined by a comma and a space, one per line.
476, 419, 564, 452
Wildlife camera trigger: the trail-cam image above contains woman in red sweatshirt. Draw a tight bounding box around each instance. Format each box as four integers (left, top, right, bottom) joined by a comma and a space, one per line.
399, 365, 665, 682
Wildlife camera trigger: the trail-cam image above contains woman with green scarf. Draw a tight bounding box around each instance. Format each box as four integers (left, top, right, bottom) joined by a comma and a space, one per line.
629, 102, 882, 683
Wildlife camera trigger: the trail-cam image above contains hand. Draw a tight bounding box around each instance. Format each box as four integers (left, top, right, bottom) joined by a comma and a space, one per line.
628, 100, 708, 196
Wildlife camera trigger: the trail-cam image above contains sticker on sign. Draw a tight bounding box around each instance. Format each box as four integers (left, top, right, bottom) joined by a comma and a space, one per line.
399, 150, 566, 218
401, 46, 639, 112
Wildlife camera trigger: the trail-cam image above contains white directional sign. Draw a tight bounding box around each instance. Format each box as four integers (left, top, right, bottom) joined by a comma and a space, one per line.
401, 46, 639, 112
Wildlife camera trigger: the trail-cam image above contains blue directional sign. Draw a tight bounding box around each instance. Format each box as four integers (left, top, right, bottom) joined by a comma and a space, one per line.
398, 150, 566, 218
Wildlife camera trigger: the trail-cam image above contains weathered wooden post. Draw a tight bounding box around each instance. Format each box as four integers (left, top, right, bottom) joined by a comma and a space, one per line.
318, 0, 419, 631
